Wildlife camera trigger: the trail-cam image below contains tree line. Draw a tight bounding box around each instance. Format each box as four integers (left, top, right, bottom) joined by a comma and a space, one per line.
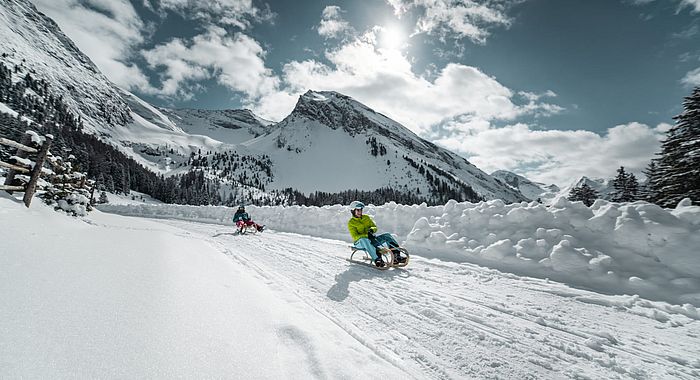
569, 86, 699, 207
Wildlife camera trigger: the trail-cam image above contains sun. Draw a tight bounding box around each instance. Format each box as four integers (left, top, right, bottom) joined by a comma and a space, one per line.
379, 25, 406, 50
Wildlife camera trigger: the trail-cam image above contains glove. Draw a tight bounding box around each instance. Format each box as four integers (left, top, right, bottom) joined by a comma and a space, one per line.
367, 227, 377, 239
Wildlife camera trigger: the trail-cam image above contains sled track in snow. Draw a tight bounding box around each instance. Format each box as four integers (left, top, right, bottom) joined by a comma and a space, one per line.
164, 220, 700, 380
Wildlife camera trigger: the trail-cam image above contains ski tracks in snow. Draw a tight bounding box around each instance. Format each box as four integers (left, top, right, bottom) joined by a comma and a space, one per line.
166, 221, 700, 380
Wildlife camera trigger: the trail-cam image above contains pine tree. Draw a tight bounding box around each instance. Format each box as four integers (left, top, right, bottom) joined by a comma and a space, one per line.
611, 166, 629, 202
568, 183, 599, 206
652, 86, 700, 206
611, 166, 640, 202
641, 160, 660, 202
626, 173, 639, 202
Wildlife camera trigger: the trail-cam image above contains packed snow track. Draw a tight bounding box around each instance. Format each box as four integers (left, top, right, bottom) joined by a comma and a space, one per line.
163, 218, 700, 380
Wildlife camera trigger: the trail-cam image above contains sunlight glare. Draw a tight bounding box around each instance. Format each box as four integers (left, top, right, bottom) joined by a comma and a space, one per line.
379, 25, 405, 50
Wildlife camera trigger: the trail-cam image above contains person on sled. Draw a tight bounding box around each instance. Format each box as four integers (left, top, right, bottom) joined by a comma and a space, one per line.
347, 200, 406, 268
232, 205, 265, 233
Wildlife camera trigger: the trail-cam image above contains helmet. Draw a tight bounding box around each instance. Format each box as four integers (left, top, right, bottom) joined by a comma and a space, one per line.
237, 205, 245, 211
350, 201, 365, 210
349, 201, 364, 216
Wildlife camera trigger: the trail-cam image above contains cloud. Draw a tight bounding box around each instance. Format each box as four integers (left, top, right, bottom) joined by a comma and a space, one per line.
682, 67, 700, 86
434, 122, 666, 186
317, 6, 353, 39
153, 0, 274, 29
672, 24, 699, 39
517, 91, 564, 117
630, 0, 700, 13
31, 0, 156, 93
250, 28, 561, 130
386, 0, 520, 44
680, 0, 700, 12
142, 27, 279, 100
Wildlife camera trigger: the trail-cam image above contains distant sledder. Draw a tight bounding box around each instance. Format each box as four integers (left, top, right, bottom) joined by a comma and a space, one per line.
347, 201, 409, 270
232, 205, 265, 235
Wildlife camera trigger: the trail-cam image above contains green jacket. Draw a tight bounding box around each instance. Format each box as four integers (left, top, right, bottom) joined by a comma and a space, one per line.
348, 214, 377, 241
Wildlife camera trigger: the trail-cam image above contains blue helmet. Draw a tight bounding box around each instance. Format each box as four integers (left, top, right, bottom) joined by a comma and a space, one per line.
350, 201, 364, 216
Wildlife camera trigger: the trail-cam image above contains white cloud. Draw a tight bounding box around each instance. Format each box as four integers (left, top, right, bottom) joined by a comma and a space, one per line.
434, 122, 665, 186
680, 0, 700, 12
142, 27, 279, 100
517, 91, 564, 117
630, 0, 700, 12
31, 0, 155, 93
154, 0, 273, 29
682, 67, 700, 87
317, 6, 353, 39
250, 28, 559, 129
386, 0, 518, 44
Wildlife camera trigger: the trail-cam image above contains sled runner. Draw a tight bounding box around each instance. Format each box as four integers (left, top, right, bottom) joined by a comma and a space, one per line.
349, 245, 410, 270
234, 224, 259, 235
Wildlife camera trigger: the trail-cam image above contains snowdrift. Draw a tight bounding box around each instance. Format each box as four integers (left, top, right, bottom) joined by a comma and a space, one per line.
98, 198, 700, 308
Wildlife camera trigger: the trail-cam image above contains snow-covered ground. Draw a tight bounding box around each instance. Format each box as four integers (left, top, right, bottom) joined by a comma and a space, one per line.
3, 194, 700, 379
98, 198, 700, 308
0, 194, 398, 379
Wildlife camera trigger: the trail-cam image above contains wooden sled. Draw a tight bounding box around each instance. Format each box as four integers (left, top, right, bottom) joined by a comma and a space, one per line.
349, 245, 410, 270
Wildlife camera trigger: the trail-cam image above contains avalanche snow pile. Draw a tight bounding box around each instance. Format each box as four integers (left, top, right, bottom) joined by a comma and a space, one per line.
99, 198, 700, 308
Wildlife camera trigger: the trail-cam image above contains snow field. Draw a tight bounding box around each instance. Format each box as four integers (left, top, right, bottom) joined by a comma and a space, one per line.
3, 193, 700, 379
161, 219, 700, 379
0, 194, 401, 379
98, 197, 700, 308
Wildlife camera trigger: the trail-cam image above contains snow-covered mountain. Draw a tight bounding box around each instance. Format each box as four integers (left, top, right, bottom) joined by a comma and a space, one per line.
557, 176, 615, 201
0, 0, 130, 131
243, 90, 526, 202
491, 170, 560, 202
158, 108, 274, 145
0, 0, 230, 175
0, 0, 525, 204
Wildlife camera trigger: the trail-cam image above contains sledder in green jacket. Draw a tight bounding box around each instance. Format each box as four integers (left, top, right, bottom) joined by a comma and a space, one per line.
348, 213, 377, 241
347, 201, 405, 268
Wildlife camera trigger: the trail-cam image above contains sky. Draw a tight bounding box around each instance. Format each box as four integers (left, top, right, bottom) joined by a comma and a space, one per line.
29, 0, 700, 187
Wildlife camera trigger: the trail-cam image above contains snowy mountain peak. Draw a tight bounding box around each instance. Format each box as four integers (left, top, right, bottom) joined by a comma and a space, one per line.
288, 89, 386, 135
491, 170, 559, 202
301, 90, 332, 102
155, 107, 274, 146
551, 175, 615, 204
243, 89, 528, 202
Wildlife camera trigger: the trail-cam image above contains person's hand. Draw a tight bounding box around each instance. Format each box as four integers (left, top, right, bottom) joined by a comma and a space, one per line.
367, 230, 375, 239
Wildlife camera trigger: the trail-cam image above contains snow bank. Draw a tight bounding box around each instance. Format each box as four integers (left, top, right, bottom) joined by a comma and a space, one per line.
98, 198, 700, 306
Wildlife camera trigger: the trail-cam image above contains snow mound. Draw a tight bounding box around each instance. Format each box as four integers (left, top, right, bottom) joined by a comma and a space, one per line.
98, 198, 700, 307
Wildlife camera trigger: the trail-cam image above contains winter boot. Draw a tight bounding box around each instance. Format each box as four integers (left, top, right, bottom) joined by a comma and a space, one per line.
392, 249, 406, 264
374, 257, 386, 268
257, 225, 266, 232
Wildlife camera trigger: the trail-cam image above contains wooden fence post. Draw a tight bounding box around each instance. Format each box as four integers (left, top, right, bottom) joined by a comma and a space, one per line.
23, 135, 52, 207
3, 132, 33, 194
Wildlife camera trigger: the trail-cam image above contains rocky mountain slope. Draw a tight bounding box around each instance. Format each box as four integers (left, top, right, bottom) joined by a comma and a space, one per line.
0, 0, 130, 131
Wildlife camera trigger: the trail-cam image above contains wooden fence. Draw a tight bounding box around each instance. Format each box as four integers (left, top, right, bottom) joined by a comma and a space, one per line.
1, 131, 92, 207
